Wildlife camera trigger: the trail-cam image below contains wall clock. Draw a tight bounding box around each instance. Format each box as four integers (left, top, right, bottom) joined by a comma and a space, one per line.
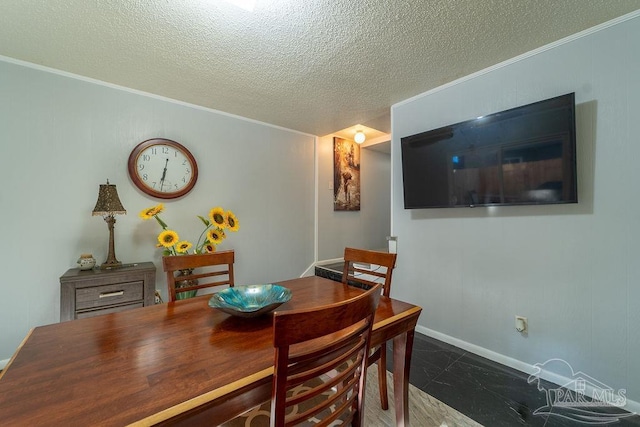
128, 138, 198, 199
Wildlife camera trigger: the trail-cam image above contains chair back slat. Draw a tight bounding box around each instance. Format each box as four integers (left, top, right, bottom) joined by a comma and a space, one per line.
270, 284, 381, 427
162, 250, 235, 302
342, 247, 397, 297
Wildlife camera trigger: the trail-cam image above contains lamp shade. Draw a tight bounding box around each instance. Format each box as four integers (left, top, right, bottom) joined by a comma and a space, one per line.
92, 180, 126, 216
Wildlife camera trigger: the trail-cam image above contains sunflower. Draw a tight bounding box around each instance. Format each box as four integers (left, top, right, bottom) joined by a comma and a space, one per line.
142, 205, 239, 257
175, 241, 193, 253
209, 207, 228, 229
226, 210, 240, 232
207, 228, 226, 244
139, 203, 164, 220
158, 230, 179, 247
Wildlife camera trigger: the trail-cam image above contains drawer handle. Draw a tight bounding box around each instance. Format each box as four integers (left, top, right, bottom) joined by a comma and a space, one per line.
99, 290, 124, 298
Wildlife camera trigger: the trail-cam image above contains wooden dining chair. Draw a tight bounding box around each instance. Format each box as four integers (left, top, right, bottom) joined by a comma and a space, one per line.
271, 283, 381, 427
342, 247, 397, 410
162, 250, 235, 302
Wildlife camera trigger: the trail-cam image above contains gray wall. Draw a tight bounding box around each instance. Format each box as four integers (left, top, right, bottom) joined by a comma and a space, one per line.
391, 14, 640, 407
317, 135, 390, 260
0, 58, 315, 364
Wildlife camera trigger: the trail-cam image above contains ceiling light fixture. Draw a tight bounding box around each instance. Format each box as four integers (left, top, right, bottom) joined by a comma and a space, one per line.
221, 0, 256, 12
354, 131, 366, 144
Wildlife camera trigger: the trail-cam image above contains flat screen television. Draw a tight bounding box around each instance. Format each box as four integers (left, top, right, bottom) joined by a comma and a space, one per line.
400, 93, 578, 209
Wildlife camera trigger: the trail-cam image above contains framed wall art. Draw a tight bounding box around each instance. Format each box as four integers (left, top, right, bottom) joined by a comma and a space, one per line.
333, 137, 361, 211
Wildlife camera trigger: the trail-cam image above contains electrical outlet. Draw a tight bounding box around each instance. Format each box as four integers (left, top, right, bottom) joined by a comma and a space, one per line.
515, 316, 528, 333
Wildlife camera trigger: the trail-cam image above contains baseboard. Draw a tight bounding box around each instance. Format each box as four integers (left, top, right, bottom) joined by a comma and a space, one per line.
315, 257, 343, 266
300, 262, 316, 277
415, 326, 640, 415
0, 358, 9, 370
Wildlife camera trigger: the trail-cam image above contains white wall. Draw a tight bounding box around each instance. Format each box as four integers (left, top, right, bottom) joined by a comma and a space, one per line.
0, 58, 315, 363
391, 14, 640, 405
317, 135, 390, 260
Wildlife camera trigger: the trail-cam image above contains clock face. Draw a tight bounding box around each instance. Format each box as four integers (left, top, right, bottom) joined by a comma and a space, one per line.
128, 139, 198, 199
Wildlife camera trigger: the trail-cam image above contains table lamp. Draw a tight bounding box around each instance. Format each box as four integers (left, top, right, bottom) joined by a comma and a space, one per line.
92, 180, 126, 269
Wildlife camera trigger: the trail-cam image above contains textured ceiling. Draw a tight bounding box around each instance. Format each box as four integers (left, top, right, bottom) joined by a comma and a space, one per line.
1, 1, 639, 136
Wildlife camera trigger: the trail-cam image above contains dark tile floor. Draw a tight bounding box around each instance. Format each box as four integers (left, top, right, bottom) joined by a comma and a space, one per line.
390, 333, 640, 426
315, 264, 640, 426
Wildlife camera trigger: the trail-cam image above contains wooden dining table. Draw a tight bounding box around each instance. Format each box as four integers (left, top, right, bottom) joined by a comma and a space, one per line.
0, 275, 422, 426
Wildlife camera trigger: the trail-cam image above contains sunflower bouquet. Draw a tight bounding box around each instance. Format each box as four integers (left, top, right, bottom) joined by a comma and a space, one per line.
139, 204, 239, 256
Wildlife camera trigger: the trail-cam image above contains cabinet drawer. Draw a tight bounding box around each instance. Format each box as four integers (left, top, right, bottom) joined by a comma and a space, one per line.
76, 302, 144, 319
76, 281, 144, 310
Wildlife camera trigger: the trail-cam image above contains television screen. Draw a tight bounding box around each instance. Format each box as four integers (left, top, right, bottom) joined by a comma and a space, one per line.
400, 93, 578, 209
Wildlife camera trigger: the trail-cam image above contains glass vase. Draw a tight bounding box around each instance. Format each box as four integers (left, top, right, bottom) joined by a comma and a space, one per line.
175, 268, 198, 300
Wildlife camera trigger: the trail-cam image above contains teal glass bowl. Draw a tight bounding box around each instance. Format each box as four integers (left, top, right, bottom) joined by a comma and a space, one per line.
208, 284, 292, 318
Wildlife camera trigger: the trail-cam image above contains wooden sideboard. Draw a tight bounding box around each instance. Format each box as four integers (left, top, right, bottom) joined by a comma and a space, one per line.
59, 262, 156, 321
